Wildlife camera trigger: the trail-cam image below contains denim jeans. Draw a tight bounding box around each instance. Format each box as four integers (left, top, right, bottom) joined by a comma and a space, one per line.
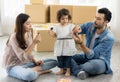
57, 56, 72, 68
7, 59, 57, 82
71, 54, 106, 76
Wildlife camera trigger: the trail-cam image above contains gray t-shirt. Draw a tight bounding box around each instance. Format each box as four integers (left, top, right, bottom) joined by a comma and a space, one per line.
89, 32, 100, 49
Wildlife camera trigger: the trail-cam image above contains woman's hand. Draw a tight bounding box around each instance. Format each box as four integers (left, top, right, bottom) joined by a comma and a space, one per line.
33, 33, 41, 44
35, 60, 44, 66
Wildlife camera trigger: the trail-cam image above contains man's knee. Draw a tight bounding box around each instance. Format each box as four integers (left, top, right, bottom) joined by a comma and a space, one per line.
82, 59, 106, 75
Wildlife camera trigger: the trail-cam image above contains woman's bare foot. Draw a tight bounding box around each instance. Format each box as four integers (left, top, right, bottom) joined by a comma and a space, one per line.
31, 66, 42, 72
39, 70, 52, 75
31, 66, 52, 75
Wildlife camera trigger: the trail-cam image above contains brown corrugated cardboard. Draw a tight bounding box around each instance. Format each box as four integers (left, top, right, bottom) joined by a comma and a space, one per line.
50, 5, 73, 23
72, 6, 97, 24
30, 0, 46, 4
25, 4, 49, 23
50, 5, 96, 24
32, 27, 56, 52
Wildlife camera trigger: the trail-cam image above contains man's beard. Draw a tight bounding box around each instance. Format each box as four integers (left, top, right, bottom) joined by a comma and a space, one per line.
94, 22, 102, 29
95, 26, 102, 29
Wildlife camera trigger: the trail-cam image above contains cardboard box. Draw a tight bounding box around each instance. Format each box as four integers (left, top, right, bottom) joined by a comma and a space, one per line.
25, 4, 49, 23
30, 0, 46, 4
72, 6, 97, 24
50, 5, 73, 23
32, 27, 56, 52
50, 5, 96, 24
32, 23, 58, 28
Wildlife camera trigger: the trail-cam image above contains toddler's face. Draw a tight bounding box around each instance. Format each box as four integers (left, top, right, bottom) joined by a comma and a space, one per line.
60, 15, 69, 25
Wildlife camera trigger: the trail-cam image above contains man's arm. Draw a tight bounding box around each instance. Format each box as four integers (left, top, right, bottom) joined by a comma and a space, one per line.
72, 32, 90, 55
72, 31, 114, 59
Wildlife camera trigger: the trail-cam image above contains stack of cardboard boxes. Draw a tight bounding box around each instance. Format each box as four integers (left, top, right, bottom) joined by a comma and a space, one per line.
25, 0, 56, 52
25, 0, 97, 52
50, 5, 97, 24
32, 27, 56, 52
50, 5, 73, 23
25, 0, 49, 23
30, 0, 46, 4
25, 1, 97, 24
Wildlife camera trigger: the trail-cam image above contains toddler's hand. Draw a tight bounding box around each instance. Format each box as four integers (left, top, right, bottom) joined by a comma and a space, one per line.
73, 25, 81, 33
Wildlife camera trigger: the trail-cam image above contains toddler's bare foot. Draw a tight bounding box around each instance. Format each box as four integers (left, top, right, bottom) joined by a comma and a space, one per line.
56, 71, 64, 75
65, 72, 70, 76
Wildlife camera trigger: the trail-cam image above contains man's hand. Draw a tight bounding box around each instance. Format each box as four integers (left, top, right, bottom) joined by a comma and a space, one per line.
73, 25, 81, 33
72, 31, 83, 44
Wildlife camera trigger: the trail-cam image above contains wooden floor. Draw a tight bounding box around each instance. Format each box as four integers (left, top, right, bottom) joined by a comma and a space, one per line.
0, 36, 120, 82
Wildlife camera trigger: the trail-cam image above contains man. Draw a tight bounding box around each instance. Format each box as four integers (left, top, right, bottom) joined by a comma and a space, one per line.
71, 8, 114, 80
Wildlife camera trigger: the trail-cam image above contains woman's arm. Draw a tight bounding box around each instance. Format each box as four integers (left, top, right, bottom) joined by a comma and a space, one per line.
9, 33, 41, 61
25, 33, 41, 55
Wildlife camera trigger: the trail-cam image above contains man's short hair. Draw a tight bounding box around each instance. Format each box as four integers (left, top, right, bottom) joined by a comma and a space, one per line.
98, 8, 112, 22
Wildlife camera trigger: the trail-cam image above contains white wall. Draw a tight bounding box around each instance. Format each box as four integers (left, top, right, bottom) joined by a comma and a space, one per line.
0, 0, 2, 36
0, 0, 59, 35
0, 0, 30, 35
111, 0, 120, 42
0, 0, 120, 42
59, 0, 120, 42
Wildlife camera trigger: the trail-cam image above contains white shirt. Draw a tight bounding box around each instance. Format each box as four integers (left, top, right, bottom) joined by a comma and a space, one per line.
53, 23, 77, 56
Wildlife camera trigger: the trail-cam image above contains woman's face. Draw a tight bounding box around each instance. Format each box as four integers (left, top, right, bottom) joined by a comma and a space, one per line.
23, 17, 32, 32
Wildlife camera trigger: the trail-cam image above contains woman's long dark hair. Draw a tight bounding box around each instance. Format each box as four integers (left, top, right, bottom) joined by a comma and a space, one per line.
15, 13, 30, 50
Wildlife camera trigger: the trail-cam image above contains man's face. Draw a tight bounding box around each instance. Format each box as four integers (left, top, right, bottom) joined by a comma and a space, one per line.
94, 13, 106, 29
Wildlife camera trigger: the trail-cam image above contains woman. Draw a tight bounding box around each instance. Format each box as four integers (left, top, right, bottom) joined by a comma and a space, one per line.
2, 13, 57, 82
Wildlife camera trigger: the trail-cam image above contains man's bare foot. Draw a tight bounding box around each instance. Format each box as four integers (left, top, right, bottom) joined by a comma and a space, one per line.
39, 70, 52, 75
